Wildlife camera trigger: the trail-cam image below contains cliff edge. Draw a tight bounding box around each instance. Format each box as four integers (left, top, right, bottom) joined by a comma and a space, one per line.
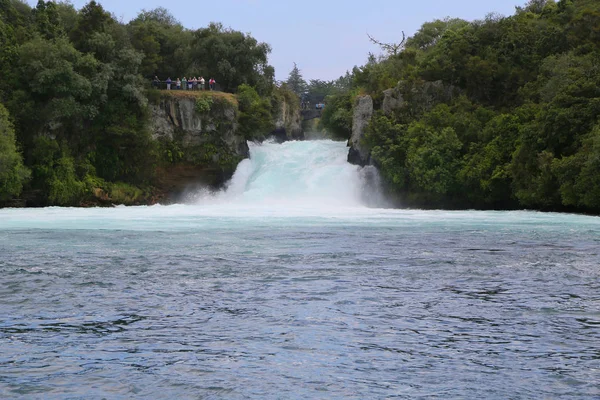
150, 91, 249, 198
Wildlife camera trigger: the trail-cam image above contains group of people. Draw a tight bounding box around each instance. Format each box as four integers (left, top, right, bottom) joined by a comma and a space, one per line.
154, 76, 216, 91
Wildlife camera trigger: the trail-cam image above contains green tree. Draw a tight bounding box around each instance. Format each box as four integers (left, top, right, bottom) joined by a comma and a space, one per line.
405, 18, 468, 51
15, 37, 104, 149
32, 0, 65, 40
319, 93, 353, 139
70, 0, 114, 53
55, 1, 78, 35
0, 103, 29, 202
191, 22, 272, 93
458, 113, 520, 207
285, 62, 307, 98
552, 124, 600, 210
404, 122, 462, 204
237, 83, 274, 140
28, 136, 85, 206
127, 8, 187, 79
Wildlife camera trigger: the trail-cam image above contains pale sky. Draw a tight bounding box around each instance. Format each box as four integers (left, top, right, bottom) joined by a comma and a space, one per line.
27, 0, 526, 81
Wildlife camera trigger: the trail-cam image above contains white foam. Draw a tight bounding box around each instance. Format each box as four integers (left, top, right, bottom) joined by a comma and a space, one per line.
0, 141, 598, 231
184, 140, 383, 208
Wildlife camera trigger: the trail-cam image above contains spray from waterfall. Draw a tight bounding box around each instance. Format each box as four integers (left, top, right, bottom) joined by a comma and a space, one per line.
184, 140, 388, 209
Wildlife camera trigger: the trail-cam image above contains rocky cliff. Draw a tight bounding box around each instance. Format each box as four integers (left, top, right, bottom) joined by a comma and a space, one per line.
150, 92, 249, 197
270, 89, 303, 142
347, 95, 374, 166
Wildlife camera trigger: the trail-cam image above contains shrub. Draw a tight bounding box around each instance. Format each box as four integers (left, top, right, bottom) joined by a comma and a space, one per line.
236, 84, 273, 140
0, 104, 30, 202
195, 96, 213, 114
48, 154, 86, 206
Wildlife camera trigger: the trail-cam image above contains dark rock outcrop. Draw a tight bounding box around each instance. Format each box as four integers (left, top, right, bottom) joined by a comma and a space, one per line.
271, 96, 303, 141
347, 95, 373, 166
382, 88, 404, 116
396, 80, 459, 115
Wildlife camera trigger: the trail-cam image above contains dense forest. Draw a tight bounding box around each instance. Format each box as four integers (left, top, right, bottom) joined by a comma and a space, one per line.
318, 0, 600, 213
2, 0, 599, 213
0, 0, 282, 206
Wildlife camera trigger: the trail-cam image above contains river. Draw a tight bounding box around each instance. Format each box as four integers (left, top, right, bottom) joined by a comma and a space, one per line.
1, 140, 599, 399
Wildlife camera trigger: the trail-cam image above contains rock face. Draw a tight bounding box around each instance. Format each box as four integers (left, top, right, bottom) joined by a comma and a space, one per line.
348, 95, 374, 166
271, 97, 303, 142
382, 88, 404, 116
150, 94, 249, 195
396, 80, 459, 115
151, 94, 249, 160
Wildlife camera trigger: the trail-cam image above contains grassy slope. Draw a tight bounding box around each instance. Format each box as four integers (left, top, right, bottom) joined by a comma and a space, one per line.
160, 90, 238, 106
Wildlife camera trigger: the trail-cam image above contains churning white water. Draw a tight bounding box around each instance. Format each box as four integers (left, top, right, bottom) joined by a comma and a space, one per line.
185, 140, 386, 209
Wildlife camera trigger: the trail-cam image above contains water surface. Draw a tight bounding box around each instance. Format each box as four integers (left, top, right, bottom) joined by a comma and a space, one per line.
1, 141, 599, 399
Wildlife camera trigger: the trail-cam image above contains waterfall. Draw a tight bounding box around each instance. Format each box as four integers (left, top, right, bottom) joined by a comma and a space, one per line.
186, 140, 387, 209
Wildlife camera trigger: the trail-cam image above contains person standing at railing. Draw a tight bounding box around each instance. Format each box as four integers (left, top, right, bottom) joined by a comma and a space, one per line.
176, 78, 181, 90
199, 77, 205, 90
192, 77, 197, 91
209, 78, 215, 91
166, 77, 172, 90
182, 77, 187, 90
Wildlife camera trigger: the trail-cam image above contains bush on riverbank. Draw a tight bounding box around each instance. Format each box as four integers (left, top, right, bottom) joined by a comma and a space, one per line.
0, 104, 30, 204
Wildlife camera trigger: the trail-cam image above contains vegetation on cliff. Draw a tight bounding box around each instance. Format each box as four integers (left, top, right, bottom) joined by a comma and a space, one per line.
0, 103, 30, 202
0, 0, 281, 206
321, 0, 600, 213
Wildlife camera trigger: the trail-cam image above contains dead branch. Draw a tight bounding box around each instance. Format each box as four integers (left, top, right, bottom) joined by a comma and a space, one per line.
367, 31, 406, 56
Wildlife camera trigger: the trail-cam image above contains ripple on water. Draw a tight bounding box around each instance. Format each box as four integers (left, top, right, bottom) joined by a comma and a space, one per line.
1, 209, 600, 398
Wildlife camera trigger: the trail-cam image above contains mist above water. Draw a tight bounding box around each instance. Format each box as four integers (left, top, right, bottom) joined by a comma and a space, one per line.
185, 140, 388, 209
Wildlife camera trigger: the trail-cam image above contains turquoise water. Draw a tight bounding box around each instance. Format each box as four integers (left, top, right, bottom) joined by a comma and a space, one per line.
1, 141, 600, 399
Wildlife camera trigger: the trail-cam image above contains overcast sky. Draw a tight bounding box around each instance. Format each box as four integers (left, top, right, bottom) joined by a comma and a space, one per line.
27, 0, 526, 81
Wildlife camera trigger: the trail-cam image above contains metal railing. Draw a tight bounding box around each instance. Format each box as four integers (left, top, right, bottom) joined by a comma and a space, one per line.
151, 80, 223, 92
